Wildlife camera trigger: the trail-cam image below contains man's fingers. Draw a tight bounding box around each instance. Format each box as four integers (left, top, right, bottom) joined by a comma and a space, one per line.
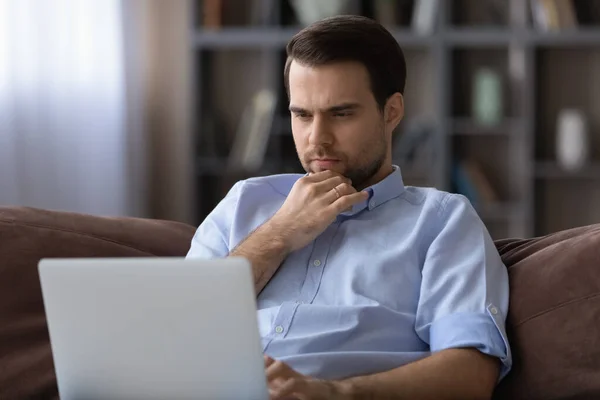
330, 190, 369, 213
313, 175, 351, 193
326, 182, 357, 203
333, 182, 356, 196
303, 169, 342, 183
264, 355, 276, 368
266, 360, 292, 382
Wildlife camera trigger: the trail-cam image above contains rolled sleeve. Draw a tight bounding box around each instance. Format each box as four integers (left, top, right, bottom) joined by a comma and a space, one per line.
429, 309, 511, 379
415, 194, 512, 380
185, 181, 243, 259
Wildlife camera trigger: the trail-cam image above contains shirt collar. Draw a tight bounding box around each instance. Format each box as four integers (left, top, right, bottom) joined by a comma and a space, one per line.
340, 165, 405, 217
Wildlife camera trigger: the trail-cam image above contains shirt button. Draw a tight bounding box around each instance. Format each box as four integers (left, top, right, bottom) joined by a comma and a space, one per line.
274, 325, 284, 334
313, 259, 321, 267
490, 306, 498, 315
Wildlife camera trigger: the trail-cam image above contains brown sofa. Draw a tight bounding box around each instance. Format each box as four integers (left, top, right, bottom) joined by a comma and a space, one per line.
1, 206, 599, 399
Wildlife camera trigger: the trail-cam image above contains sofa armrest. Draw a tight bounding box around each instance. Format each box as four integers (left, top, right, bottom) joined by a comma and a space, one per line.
494, 224, 600, 400
0, 206, 196, 399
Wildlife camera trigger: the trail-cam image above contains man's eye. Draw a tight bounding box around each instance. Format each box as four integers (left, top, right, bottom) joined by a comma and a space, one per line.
295, 113, 311, 120
333, 112, 351, 118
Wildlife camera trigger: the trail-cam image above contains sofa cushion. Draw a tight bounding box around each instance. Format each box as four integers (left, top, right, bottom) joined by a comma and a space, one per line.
0, 206, 196, 400
493, 224, 600, 400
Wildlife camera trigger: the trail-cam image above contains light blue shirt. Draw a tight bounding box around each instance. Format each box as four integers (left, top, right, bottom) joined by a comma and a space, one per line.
186, 166, 512, 381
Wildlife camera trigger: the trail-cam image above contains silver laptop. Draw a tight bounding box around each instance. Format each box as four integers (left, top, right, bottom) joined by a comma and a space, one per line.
38, 257, 268, 400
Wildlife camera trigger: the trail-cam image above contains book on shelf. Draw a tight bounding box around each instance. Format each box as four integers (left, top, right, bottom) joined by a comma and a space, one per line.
412, 0, 439, 35
531, 0, 600, 31
372, 0, 416, 28
200, 0, 267, 29
227, 88, 277, 173
374, 0, 399, 27
452, 159, 499, 209
201, 0, 222, 29
392, 117, 434, 172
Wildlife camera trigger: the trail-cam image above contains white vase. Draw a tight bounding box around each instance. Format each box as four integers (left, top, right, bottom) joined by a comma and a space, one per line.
290, 0, 359, 26
472, 68, 503, 126
556, 109, 589, 171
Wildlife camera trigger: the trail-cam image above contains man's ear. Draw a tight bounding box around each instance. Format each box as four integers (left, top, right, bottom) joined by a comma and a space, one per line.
384, 93, 404, 132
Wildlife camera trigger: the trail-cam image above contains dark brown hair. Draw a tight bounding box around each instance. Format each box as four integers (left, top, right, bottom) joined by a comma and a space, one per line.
284, 15, 406, 111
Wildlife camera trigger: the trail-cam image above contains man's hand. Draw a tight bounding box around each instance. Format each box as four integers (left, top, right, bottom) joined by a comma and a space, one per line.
265, 349, 498, 400
270, 170, 368, 252
265, 356, 348, 400
229, 170, 367, 294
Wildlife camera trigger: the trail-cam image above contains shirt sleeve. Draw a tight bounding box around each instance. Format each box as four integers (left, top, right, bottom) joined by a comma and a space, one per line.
415, 193, 512, 380
185, 181, 243, 259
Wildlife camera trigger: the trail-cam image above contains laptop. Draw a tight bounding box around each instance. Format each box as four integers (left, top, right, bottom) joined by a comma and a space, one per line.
38, 257, 269, 400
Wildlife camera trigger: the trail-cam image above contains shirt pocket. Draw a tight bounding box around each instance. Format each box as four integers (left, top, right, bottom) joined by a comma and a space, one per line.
324, 244, 422, 312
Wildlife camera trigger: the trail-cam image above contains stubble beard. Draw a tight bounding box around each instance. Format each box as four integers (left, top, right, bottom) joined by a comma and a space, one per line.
298, 125, 388, 191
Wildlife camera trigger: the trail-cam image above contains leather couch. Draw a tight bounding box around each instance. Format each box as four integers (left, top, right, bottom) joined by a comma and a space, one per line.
1, 206, 599, 399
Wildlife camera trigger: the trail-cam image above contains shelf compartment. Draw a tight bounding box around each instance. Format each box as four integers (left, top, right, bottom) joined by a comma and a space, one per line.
534, 179, 600, 236
451, 48, 513, 120
535, 47, 600, 162
448, 0, 509, 28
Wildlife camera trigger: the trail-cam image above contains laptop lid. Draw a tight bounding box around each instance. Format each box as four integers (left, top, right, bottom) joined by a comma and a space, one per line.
38, 257, 268, 400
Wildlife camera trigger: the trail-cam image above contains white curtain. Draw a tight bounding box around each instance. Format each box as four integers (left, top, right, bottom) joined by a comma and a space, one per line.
0, 0, 132, 216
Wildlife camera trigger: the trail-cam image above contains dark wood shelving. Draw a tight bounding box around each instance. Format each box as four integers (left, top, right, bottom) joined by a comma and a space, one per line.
191, 0, 600, 237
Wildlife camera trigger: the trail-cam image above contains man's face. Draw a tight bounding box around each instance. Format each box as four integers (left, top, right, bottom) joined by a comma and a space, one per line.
288, 60, 395, 190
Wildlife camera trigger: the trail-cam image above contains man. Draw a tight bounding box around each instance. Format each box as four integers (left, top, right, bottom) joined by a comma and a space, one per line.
187, 15, 511, 400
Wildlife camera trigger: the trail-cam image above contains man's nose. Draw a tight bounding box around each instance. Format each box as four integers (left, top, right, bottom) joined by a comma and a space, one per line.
308, 115, 333, 146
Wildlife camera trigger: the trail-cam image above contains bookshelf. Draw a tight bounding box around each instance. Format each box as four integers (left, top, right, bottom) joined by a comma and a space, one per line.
190, 0, 600, 240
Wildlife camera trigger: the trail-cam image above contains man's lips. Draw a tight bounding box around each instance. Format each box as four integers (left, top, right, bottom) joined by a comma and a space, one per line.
311, 159, 340, 169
